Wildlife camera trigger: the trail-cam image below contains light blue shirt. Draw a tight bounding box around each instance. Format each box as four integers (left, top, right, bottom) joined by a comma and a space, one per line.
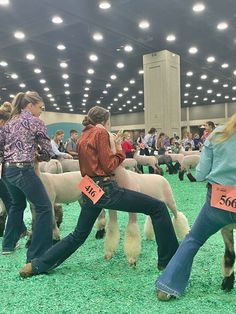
51, 139, 67, 157
196, 126, 236, 187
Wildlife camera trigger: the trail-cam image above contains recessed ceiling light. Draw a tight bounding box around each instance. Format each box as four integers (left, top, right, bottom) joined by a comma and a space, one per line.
0, 61, 8, 67
139, 20, 150, 29
56, 107, 60, 110
124, 45, 133, 52
87, 68, 95, 75
123, 87, 129, 91
166, 34, 176, 42
184, 93, 189, 96
110, 74, 117, 80
133, 106, 137, 109
207, 89, 213, 93
184, 100, 188, 104
86, 79, 92, 84
129, 109, 133, 112
26, 53, 35, 60
60, 62, 68, 68
114, 98, 118, 101
19, 83, 26, 88
65, 91, 70, 95
84, 94, 89, 98
118, 93, 123, 97
62, 74, 69, 79
107, 106, 111, 110
211, 100, 216, 103
189, 46, 198, 54
11, 73, 18, 79
34, 68, 41, 74
50, 98, 55, 102
197, 86, 202, 90
69, 108, 74, 112
126, 100, 131, 104
57, 44, 66, 50
216, 93, 221, 97
83, 110, 86, 113
14, 31, 25, 39
129, 79, 135, 84
221, 63, 229, 68
192, 3, 205, 12
186, 71, 193, 76
82, 99, 87, 102
225, 95, 229, 99
64, 83, 69, 87
203, 98, 208, 101
96, 100, 101, 104
207, 56, 215, 62
192, 102, 197, 105
103, 90, 108, 94
52, 16, 63, 24
138, 102, 143, 106
217, 22, 228, 30
232, 86, 236, 90
84, 87, 90, 91
232, 97, 236, 100
117, 62, 125, 68
99, 1, 111, 9
39, 79, 46, 84
93, 32, 103, 41
194, 95, 199, 98
47, 94, 52, 98
139, 69, 144, 75
138, 90, 143, 94
106, 83, 111, 88
132, 95, 136, 99
185, 83, 191, 87
44, 87, 50, 91
233, 70, 236, 75
9, 94, 15, 98
201, 74, 207, 80
0, 0, 9, 6
89, 54, 98, 62
213, 79, 219, 83
223, 84, 228, 87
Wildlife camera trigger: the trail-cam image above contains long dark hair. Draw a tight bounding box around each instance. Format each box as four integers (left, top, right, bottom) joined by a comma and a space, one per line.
82, 106, 110, 126
11, 91, 43, 118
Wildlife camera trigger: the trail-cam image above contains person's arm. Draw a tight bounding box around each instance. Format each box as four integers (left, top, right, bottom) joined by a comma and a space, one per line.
51, 140, 72, 158
96, 129, 125, 173
195, 139, 213, 181
143, 134, 151, 148
34, 120, 54, 162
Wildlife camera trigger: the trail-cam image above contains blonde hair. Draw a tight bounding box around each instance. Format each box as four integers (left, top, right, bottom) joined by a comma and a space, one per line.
11, 91, 43, 117
211, 113, 236, 144
0, 102, 12, 121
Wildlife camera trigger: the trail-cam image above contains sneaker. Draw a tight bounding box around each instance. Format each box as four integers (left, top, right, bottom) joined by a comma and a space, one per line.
19, 263, 33, 278
157, 290, 174, 301
2, 242, 20, 255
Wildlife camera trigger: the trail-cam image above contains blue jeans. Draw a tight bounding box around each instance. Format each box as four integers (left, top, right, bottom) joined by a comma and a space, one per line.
31, 179, 179, 275
0, 179, 27, 236
2, 165, 53, 261
156, 186, 236, 297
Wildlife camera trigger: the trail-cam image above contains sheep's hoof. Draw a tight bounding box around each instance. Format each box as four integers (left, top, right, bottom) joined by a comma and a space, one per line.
104, 253, 113, 260
186, 172, 197, 182
221, 273, 235, 292
95, 229, 106, 239
178, 170, 184, 181
128, 258, 137, 267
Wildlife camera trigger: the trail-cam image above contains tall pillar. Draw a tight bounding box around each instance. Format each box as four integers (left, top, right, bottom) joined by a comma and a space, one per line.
143, 50, 181, 137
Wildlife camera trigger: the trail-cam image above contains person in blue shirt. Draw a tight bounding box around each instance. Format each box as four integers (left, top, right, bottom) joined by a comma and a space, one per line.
156, 113, 236, 300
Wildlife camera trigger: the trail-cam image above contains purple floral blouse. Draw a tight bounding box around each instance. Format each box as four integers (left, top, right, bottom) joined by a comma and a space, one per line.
0, 110, 53, 163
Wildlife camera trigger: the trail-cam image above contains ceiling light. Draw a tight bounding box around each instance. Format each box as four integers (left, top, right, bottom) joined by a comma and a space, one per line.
132, 95, 136, 99
232, 97, 236, 100
166, 34, 176, 42
83, 110, 86, 113
186, 71, 193, 76
217, 22, 228, 30
88, 68, 95, 74
213, 79, 219, 83
60, 62, 68, 68
64, 83, 69, 87
194, 95, 199, 98
138, 90, 143, 94
223, 84, 228, 87
103, 90, 108, 94
82, 99, 87, 103
185, 83, 191, 87
69, 108, 74, 112
19, 83, 26, 88
225, 95, 229, 99
93, 32, 103, 41
139, 69, 144, 74
133, 106, 137, 109
106, 83, 111, 88
14, 31, 25, 39
193, 3, 205, 12
50, 98, 55, 102
57, 44, 66, 50
138, 102, 143, 106
86, 79, 92, 84
44, 87, 49, 91
201, 74, 207, 80
232, 86, 236, 90
52, 16, 63, 24
84, 94, 89, 97
123, 87, 129, 91
233, 70, 236, 75
117, 62, 125, 68
110, 74, 117, 80
129, 79, 135, 84
107, 106, 111, 110
139, 20, 150, 29
26, 53, 35, 60
96, 100, 101, 104
0, 0, 9, 6
0, 61, 8, 67
39, 79, 46, 84
99, 1, 111, 9
62, 74, 69, 79
118, 93, 123, 97
65, 91, 70, 95
207, 56, 215, 62
197, 86, 202, 90
114, 98, 118, 101
124, 45, 133, 52
84, 87, 90, 91
184, 93, 189, 96
203, 98, 208, 101
207, 89, 213, 93
89, 54, 98, 61
56, 107, 60, 110
34, 68, 41, 74
192, 102, 197, 105
184, 100, 188, 104
129, 109, 133, 112
126, 100, 131, 104
9, 94, 15, 98
216, 93, 221, 97
11, 73, 18, 79
211, 100, 216, 103
47, 94, 52, 98
221, 63, 229, 68
189, 46, 198, 54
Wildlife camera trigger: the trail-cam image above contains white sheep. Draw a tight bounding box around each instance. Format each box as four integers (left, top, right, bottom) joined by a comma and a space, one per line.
58, 157, 80, 172
179, 155, 200, 182
121, 158, 141, 173
133, 150, 163, 175
39, 159, 63, 174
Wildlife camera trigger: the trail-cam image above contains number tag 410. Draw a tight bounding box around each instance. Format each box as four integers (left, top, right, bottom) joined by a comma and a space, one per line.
78, 175, 104, 204
211, 184, 236, 213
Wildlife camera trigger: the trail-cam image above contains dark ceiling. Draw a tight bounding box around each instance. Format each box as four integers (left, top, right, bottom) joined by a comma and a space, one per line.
0, 0, 236, 115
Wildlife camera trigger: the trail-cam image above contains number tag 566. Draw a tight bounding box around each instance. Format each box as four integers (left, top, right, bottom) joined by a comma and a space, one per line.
78, 175, 104, 204
211, 184, 236, 213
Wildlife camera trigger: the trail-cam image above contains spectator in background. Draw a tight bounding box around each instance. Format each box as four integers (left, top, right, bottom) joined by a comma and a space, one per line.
143, 128, 156, 156
156, 133, 166, 155
182, 132, 194, 151
122, 132, 135, 158
51, 130, 72, 159
136, 131, 145, 155
65, 129, 79, 159
201, 121, 215, 143
193, 133, 202, 150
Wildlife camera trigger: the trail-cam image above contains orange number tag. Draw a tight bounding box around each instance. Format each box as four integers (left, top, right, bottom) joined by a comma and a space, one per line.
211, 184, 236, 213
78, 175, 104, 204
0, 163, 2, 179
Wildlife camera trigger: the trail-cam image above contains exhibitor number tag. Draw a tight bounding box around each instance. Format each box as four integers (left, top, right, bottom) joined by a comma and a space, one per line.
211, 184, 236, 213
78, 175, 104, 204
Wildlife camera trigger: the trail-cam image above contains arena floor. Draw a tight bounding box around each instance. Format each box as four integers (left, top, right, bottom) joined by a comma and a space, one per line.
1, 168, 236, 314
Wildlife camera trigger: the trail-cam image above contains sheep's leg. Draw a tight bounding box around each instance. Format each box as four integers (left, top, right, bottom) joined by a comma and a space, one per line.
178, 169, 185, 181
186, 172, 196, 182
221, 227, 235, 292
104, 210, 120, 260
124, 213, 141, 266
51, 202, 60, 243
54, 203, 63, 228
144, 215, 154, 240
95, 208, 106, 239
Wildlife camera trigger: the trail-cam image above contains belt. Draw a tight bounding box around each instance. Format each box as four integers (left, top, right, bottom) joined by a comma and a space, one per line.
4, 162, 35, 168
91, 175, 114, 183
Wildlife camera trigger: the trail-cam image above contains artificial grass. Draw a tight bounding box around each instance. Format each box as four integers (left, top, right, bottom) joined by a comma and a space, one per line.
1, 169, 236, 314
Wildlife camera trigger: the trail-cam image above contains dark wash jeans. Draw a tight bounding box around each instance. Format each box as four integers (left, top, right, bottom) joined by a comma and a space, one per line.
2, 165, 53, 261
0, 178, 27, 236
32, 180, 179, 275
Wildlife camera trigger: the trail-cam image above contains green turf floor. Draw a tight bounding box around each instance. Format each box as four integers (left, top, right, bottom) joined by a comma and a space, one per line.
1, 169, 236, 313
